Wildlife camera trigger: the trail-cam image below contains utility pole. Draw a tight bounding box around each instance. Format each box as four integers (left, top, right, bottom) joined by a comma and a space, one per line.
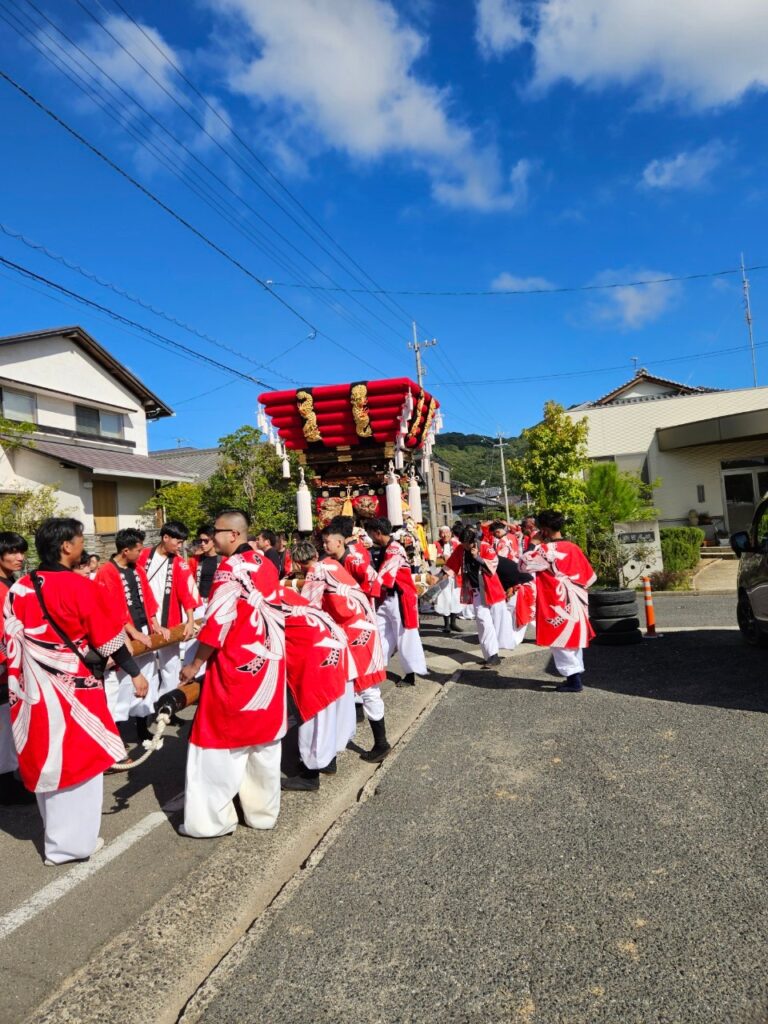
408, 321, 437, 387
741, 253, 758, 387
496, 433, 511, 521
408, 321, 439, 535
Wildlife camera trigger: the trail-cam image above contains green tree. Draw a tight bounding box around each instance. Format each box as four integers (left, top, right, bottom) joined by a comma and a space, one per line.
0, 416, 36, 451
510, 401, 589, 541
201, 425, 298, 532
141, 481, 207, 532
585, 462, 657, 533
0, 485, 65, 559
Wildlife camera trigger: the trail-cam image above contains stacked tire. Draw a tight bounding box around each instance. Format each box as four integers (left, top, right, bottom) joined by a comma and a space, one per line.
589, 589, 643, 646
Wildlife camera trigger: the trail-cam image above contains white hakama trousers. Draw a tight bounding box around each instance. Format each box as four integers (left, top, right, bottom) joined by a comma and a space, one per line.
0, 703, 18, 773
551, 647, 585, 678
183, 740, 281, 838
299, 702, 339, 770
358, 685, 384, 722
376, 595, 427, 676
37, 774, 103, 864
505, 593, 529, 648
489, 599, 515, 650
459, 603, 474, 619
104, 649, 159, 722
433, 579, 460, 617
472, 593, 499, 661
336, 682, 357, 751
157, 644, 182, 698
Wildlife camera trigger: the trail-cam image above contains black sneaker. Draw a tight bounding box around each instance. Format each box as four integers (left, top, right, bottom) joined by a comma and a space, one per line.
482, 654, 502, 669
556, 674, 583, 692
395, 672, 416, 687
319, 757, 337, 775
360, 742, 391, 763
281, 775, 320, 792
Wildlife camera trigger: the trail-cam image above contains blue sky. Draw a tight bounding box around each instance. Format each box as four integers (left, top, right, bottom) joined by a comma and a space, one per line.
2, 0, 767, 449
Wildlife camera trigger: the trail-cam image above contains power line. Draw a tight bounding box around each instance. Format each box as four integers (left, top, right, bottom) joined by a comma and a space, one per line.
0, 68, 387, 376
0, 222, 306, 385
268, 264, 768, 297
0, 254, 275, 387
434, 342, 768, 387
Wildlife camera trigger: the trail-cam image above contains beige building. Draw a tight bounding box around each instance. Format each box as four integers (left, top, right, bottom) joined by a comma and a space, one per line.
567, 369, 768, 534
428, 455, 454, 531
0, 326, 191, 537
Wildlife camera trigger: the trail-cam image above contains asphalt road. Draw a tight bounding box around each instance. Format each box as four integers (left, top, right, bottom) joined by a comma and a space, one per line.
1, 590, 760, 1024
183, 595, 768, 1024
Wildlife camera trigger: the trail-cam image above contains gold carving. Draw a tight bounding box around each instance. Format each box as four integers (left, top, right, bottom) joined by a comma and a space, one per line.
350, 383, 373, 438
409, 389, 426, 438
421, 398, 437, 441
296, 390, 322, 442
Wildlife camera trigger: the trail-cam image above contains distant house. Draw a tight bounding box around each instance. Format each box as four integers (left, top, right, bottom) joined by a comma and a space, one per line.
0, 326, 191, 539
150, 446, 221, 482
451, 482, 506, 519
566, 368, 768, 534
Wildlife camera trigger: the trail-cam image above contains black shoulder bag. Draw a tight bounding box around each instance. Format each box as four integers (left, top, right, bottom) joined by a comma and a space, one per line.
30, 571, 107, 680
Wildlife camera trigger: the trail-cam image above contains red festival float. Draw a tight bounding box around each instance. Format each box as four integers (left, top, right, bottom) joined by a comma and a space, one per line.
257, 378, 441, 533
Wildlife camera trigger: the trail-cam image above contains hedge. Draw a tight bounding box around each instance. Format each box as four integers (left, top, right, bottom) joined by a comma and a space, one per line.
660, 527, 704, 572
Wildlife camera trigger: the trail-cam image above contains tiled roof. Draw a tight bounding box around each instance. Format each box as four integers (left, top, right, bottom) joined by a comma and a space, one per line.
150, 447, 221, 481
20, 438, 193, 481
586, 370, 717, 408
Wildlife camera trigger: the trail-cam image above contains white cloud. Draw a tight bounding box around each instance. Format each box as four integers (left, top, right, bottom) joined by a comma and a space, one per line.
491, 271, 555, 292
207, 0, 530, 211
525, 0, 768, 109
641, 141, 727, 190
475, 0, 527, 59
51, 14, 183, 111
589, 269, 681, 330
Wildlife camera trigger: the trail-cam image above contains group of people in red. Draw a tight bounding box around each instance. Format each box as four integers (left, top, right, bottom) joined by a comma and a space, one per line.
433, 511, 596, 687
0, 503, 593, 866
0, 507, 430, 863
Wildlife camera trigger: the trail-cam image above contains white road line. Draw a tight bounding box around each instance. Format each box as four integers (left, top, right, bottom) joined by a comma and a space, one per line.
0, 791, 184, 942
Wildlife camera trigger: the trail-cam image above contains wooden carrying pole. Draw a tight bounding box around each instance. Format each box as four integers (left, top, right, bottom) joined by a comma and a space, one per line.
129, 622, 188, 657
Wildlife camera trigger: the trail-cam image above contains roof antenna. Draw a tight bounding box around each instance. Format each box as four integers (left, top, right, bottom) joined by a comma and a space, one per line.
173, 436, 190, 448
631, 356, 639, 374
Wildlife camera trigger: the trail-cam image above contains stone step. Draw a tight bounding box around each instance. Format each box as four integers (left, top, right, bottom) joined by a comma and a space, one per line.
699, 547, 736, 560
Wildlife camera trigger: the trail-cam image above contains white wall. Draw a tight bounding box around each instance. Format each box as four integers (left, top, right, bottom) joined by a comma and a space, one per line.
0, 448, 89, 527
0, 334, 149, 454
569, 385, 768, 459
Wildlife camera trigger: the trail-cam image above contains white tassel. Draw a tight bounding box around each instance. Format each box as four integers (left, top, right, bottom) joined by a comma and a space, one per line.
296, 466, 313, 531
385, 462, 404, 527
408, 467, 423, 523
282, 456, 291, 479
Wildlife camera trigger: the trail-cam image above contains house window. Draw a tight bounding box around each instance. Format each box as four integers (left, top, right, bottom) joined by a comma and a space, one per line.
442, 502, 449, 519
439, 468, 446, 483
76, 404, 124, 439
697, 485, 705, 503
0, 387, 36, 424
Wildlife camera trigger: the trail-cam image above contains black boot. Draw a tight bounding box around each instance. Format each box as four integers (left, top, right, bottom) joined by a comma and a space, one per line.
319, 756, 337, 775
396, 672, 416, 687
361, 718, 391, 762
556, 673, 583, 693
0, 771, 35, 805
442, 616, 451, 634
281, 767, 320, 792
355, 702, 365, 723
135, 716, 151, 744
449, 614, 459, 632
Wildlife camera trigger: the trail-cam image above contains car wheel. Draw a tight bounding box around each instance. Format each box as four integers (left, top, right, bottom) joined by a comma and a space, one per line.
736, 592, 768, 647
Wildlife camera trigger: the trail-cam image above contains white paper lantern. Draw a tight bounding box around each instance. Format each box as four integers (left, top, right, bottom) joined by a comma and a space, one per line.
296, 466, 313, 532
385, 462, 404, 527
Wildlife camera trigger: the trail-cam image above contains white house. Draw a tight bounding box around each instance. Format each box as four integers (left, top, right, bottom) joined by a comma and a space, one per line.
0, 326, 191, 537
567, 369, 768, 535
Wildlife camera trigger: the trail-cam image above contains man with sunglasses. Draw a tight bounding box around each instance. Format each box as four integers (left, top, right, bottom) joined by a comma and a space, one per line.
179, 509, 286, 838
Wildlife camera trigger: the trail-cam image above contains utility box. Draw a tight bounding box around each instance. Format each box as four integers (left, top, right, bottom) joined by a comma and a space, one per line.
614, 520, 663, 586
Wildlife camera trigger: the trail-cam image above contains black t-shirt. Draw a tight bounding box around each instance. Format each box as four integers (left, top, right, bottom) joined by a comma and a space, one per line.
197, 554, 219, 600
263, 548, 282, 574
115, 561, 148, 631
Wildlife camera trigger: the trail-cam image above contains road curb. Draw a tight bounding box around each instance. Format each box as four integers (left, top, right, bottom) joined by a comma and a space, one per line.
24, 676, 451, 1024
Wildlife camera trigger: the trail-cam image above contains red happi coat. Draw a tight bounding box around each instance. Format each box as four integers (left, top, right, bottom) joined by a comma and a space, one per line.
191, 550, 286, 749
95, 560, 158, 631
493, 532, 521, 561
3, 570, 127, 792
376, 539, 420, 630
520, 540, 597, 649
283, 588, 348, 720
137, 548, 200, 628
446, 541, 506, 606
302, 558, 386, 692
342, 540, 380, 598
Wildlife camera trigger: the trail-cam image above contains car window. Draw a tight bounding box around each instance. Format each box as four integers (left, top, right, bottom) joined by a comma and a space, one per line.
753, 501, 768, 553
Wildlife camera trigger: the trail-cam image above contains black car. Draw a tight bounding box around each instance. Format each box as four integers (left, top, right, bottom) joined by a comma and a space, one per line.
731, 499, 768, 645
